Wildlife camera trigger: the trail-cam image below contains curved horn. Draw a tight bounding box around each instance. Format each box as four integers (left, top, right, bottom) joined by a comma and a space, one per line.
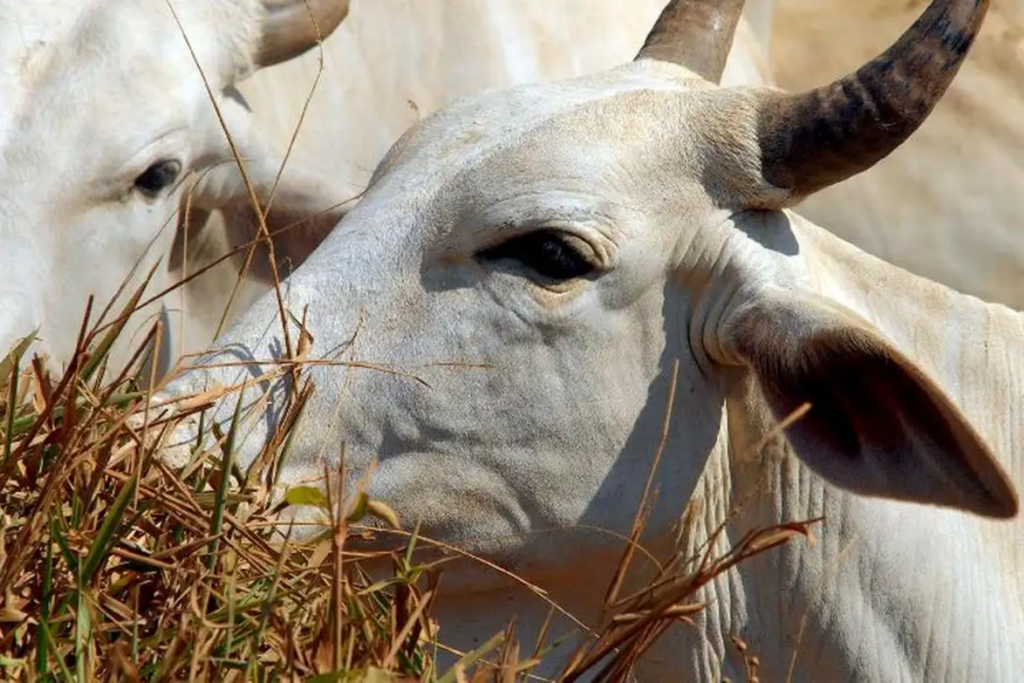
756, 0, 989, 202
256, 0, 350, 68
635, 0, 746, 83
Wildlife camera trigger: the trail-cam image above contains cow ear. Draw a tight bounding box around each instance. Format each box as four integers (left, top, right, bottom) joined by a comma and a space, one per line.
177, 156, 351, 284
211, 173, 348, 283
722, 290, 1019, 519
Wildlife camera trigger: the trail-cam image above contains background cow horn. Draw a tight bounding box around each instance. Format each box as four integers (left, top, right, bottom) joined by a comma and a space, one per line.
635, 0, 746, 83
257, 0, 350, 68
755, 0, 989, 202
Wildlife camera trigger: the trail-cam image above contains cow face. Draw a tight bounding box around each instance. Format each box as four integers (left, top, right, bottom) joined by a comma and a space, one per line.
159, 0, 1016, 585
0, 0, 347, 374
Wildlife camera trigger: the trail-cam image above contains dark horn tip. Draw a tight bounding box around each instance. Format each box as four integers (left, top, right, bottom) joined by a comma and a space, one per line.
754, 0, 989, 203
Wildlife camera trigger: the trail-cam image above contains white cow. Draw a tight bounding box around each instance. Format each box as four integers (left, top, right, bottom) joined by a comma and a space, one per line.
171, 0, 779, 355
157, 0, 1023, 680
0, 0, 350, 376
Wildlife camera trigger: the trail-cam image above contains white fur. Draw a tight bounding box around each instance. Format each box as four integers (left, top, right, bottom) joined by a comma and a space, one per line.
0, 0, 270, 372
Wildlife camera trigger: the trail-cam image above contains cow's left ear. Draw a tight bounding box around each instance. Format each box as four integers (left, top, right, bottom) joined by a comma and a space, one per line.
719, 289, 1019, 519
173, 154, 351, 284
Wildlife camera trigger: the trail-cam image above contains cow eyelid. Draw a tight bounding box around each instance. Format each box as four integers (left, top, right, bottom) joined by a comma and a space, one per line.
476, 228, 597, 282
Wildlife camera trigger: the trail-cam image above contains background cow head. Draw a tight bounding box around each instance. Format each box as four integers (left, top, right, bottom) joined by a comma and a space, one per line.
0, 0, 349, 376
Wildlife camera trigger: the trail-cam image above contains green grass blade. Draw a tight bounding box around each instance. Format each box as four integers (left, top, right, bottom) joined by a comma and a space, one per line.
225, 569, 236, 661
74, 590, 92, 682
208, 387, 245, 572
35, 534, 55, 677
437, 631, 506, 683
51, 514, 79, 578
80, 474, 137, 586
39, 620, 74, 683
1, 343, 23, 475
305, 672, 346, 683
0, 655, 26, 670
0, 332, 36, 394
80, 261, 159, 384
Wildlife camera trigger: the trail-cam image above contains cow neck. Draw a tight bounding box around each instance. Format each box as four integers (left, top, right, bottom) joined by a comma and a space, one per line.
686, 213, 1024, 682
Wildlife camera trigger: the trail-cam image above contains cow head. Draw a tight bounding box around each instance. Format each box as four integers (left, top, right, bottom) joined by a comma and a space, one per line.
160, 0, 1017, 578
0, 0, 349, 374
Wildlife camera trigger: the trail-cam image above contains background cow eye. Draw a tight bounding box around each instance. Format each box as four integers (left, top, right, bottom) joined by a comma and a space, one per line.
134, 160, 182, 197
478, 230, 595, 281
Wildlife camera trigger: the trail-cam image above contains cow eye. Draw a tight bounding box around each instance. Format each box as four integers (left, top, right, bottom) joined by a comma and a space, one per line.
478, 229, 595, 281
134, 159, 182, 197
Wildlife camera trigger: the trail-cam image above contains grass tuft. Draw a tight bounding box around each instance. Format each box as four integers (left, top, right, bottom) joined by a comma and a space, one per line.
0, 301, 815, 682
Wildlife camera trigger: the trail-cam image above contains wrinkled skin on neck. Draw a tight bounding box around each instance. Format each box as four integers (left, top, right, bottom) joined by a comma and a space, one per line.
160, 57, 1023, 681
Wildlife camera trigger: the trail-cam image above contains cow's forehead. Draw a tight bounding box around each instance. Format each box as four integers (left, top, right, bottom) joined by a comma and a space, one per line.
0, 2, 80, 146
370, 62, 709, 212
343, 61, 723, 272
406, 64, 701, 154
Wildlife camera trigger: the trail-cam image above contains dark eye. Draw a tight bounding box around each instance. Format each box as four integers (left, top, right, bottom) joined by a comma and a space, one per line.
133, 160, 181, 197
477, 229, 595, 281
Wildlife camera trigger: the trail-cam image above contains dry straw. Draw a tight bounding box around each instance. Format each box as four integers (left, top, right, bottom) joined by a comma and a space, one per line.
0, 288, 815, 680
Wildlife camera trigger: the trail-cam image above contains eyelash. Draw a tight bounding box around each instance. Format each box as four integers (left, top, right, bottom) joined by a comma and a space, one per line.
477, 229, 595, 282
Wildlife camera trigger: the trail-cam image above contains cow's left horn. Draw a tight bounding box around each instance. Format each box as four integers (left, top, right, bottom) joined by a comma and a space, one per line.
635, 0, 746, 83
256, 0, 349, 68
754, 0, 988, 203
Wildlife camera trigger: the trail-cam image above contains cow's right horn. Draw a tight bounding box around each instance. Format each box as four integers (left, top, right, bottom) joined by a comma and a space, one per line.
257, 0, 349, 68
754, 0, 988, 205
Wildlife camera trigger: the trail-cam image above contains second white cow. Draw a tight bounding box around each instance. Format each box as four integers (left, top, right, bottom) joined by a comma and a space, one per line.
0, 0, 350, 376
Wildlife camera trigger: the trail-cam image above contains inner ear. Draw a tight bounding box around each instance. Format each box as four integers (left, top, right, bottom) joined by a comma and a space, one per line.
724, 292, 1019, 519
216, 195, 347, 283
173, 152, 351, 285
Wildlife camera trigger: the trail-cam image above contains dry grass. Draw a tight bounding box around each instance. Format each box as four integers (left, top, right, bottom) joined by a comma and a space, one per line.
0, 276, 818, 682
